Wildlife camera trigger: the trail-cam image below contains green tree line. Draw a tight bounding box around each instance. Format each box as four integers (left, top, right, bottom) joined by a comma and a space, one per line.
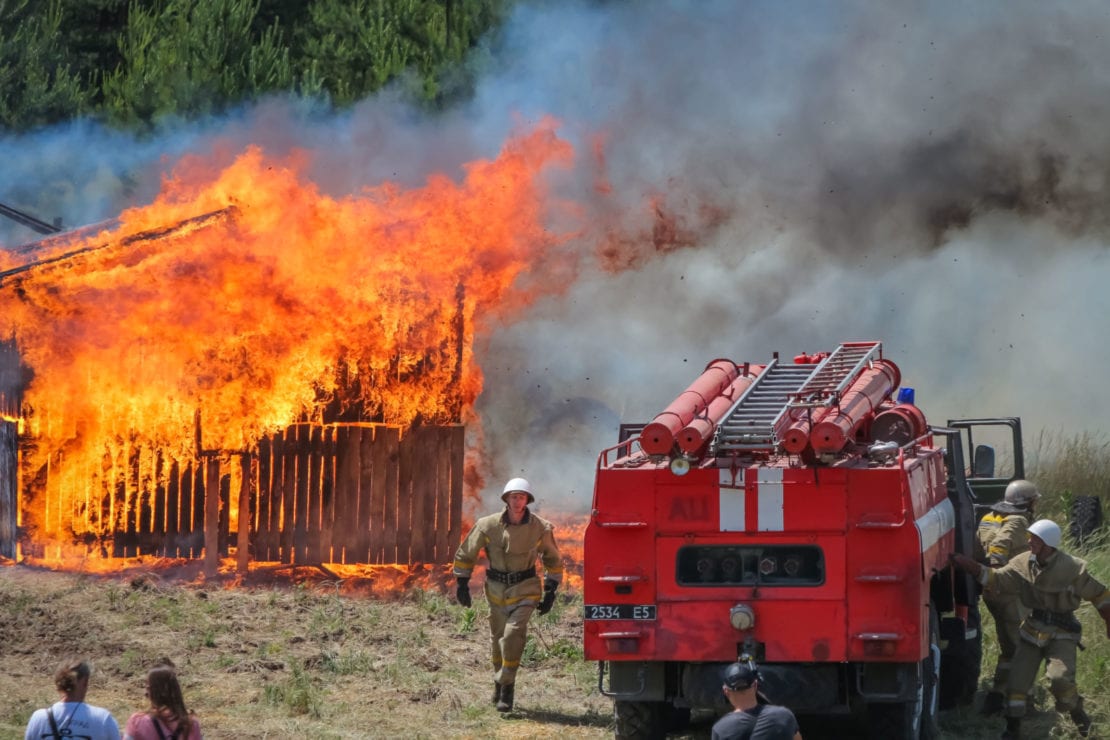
0, 0, 513, 131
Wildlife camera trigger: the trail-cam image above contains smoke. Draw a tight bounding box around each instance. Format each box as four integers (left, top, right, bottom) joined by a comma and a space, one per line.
4, 1, 1110, 514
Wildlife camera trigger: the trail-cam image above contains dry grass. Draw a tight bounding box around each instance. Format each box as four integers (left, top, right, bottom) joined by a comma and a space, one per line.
0, 563, 612, 739
6, 431, 1110, 740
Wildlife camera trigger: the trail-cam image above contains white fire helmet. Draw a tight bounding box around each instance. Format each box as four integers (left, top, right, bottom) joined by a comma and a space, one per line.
502, 477, 535, 504
1027, 519, 1062, 549
1004, 479, 1040, 506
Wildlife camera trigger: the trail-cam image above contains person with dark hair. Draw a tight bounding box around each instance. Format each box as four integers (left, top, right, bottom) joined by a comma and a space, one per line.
711, 659, 802, 740
24, 657, 121, 740
123, 660, 201, 740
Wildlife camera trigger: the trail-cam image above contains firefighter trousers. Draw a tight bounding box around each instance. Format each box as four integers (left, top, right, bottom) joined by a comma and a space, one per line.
1005, 636, 1080, 718
984, 594, 1024, 692
488, 599, 536, 687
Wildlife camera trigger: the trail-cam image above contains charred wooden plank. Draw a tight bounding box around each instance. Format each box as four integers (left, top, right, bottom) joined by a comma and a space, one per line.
355, 426, 374, 563
293, 425, 309, 565
204, 456, 220, 576
334, 426, 359, 563
237, 453, 251, 573
320, 426, 336, 563
367, 427, 383, 564
396, 428, 415, 564
279, 429, 295, 563
166, 460, 180, 557
255, 438, 272, 561
377, 427, 400, 564
306, 425, 324, 563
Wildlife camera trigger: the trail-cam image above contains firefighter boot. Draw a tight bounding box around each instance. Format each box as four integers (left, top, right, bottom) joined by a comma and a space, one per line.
1000, 717, 1021, 740
1070, 698, 1092, 737
492, 682, 501, 706
496, 683, 514, 713
981, 690, 1005, 716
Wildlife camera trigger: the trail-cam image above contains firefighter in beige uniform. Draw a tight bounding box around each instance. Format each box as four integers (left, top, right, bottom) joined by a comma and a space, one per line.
975, 479, 1038, 716
453, 477, 564, 713
952, 518, 1110, 740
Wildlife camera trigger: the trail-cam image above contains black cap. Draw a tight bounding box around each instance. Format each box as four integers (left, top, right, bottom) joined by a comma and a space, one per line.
723, 661, 761, 690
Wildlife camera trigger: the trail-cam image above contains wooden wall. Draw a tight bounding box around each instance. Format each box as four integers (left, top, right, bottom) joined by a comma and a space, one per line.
252, 423, 464, 565
7, 422, 464, 566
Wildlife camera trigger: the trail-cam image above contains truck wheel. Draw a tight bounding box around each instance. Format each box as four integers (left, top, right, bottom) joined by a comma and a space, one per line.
939, 604, 981, 709
614, 700, 664, 740
1069, 495, 1103, 546
868, 607, 939, 739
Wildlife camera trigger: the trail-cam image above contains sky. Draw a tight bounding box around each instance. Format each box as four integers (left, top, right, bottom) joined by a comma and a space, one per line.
3, 1, 1110, 513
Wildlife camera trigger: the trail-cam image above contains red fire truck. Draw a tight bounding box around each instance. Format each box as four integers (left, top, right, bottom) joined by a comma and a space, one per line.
583, 341, 1023, 739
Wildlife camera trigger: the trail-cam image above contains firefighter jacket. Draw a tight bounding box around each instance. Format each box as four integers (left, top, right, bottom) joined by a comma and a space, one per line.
975, 512, 1030, 567
453, 508, 564, 607
980, 549, 1110, 644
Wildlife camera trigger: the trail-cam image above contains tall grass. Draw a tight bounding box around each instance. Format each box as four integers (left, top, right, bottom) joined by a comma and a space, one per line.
1028, 430, 1110, 520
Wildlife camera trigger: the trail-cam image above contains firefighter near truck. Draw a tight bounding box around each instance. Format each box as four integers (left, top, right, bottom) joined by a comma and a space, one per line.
583, 341, 1024, 739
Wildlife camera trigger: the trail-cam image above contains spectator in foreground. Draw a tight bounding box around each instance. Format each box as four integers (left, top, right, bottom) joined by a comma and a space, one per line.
124, 659, 202, 740
24, 656, 121, 740
711, 658, 802, 740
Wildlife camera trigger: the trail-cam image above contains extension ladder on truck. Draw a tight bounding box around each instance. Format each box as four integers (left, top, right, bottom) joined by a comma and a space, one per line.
712, 341, 882, 452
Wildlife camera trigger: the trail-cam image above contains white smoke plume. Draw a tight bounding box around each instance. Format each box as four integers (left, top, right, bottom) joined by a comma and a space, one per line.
3, 1, 1110, 514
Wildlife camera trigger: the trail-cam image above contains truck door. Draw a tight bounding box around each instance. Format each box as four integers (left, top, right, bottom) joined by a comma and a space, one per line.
946, 417, 1024, 508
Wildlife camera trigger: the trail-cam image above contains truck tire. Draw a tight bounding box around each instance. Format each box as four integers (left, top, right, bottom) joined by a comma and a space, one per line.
614, 700, 665, 740
868, 606, 940, 739
1069, 495, 1103, 546
938, 604, 981, 709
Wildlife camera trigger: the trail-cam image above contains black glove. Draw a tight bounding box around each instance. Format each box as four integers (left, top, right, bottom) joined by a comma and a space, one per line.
537, 577, 558, 615
456, 577, 472, 608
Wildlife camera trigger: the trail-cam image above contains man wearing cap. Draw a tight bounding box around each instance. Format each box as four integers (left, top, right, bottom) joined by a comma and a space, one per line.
974, 479, 1038, 715
711, 659, 802, 740
952, 518, 1110, 739
452, 477, 564, 713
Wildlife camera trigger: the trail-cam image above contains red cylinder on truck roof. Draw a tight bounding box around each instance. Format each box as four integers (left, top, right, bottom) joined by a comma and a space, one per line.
640, 359, 739, 455
809, 359, 901, 455
780, 407, 828, 454
675, 366, 764, 454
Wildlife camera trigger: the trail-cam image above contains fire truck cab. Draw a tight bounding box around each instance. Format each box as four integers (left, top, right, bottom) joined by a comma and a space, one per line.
583, 341, 1023, 739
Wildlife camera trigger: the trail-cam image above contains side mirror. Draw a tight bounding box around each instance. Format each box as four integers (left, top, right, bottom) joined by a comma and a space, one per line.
972, 445, 995, 478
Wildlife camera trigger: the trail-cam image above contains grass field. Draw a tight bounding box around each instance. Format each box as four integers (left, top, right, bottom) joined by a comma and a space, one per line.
2, 431, 1110, 739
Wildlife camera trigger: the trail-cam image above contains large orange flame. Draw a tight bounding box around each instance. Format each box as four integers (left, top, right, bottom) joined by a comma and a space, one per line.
0, 120, 575, 546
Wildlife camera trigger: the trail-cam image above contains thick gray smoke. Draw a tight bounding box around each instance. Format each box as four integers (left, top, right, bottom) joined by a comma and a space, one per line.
4, 1, 1110, 514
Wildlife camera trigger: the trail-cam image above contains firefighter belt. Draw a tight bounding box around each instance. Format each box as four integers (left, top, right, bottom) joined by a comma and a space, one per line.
487, 567, 537, 586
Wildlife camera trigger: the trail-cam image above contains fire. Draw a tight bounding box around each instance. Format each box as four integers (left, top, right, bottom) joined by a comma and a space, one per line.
0, 120, 576, 551
550, 512, 587, 592
0, 510, 590, 597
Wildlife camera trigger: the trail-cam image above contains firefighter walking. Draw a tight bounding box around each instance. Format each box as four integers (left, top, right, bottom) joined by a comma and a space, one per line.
952, 518, 1110, 739
452, 477, 564, 712
975, 479, 1038, 716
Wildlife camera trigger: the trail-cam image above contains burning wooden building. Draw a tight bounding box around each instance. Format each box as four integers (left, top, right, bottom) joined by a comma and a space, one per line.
0, 130, 572, 571
0, 206, 470, 571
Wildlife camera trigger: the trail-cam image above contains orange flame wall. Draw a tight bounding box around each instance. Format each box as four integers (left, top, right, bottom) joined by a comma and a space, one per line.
0, 121, 575, 544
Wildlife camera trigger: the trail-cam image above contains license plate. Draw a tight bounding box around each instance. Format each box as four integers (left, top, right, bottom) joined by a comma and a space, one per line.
584, 604, 657, 620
